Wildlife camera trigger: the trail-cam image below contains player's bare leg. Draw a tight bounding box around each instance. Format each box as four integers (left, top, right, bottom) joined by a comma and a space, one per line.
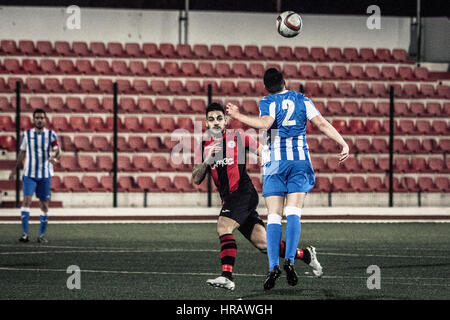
206, 216, 239, 291
19, 196, 33, 242
37, 200, 49, 243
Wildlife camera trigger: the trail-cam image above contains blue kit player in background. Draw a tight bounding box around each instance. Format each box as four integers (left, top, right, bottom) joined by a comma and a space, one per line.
9, 109, 61, 243
226, 68, 349, 290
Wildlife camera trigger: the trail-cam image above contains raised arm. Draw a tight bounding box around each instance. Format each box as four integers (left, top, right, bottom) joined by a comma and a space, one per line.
310, 115, 349, 163
226, 103, 274, 130
191, 141, 222, 185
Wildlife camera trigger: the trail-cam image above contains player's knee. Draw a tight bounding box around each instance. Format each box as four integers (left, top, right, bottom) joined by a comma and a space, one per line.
256, 243, 267, 254
22, 197, 32, 207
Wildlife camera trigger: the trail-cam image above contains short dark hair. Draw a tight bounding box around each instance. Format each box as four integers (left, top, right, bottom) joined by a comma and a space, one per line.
33, 109, 46, 118
263, 68, 284, 93
205, 102, 225, 117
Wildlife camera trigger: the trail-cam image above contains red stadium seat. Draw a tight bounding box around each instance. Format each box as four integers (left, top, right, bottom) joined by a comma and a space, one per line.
437, 85, 450, 99
419, 84, 435, 98
210, 45, 227, 59
23, 59, 40, 74
107, 42, 124, 57
164, 61, 181, 76
326, 47, 343, 61
316, 65, 332, 79
244, 45, 261, 60
381, 66, 397, 80
261, 46, 277, 60
375, 48, 392, 62
435, 177, 449, 192
99, 176, 113, 192
18, 40, 36, 55
81, 176, 102, 191
313, 177, 331, 192
92, 136, 111, 152
322, 82, 338, 97
1, 40, 18, 55
359, 48, 375, 62
159, 43, 176, 58
78, 155, 97, 171
232, 63, 248, 77
394, 157, 410, 173
349, 176, 370, 192
348, 65, 365, 80
36, 41, 54, 56
125, 43, 143, 57
331, 65, 348, 79
176, 43, 193, 59
70, 116, 90, 132
147, 61, 163, 76
117, 155, 135, 171
59, 155, 80, 172
193, 44, 211, 59
227, 45, 244, 60
185, 80, 202, 95
74, 136, 93, 152
299, 65, 316, 79
51, 116, 71, 132
55, 41, 74, 57
63, 176, 84, 192
59, 136, 75, 152
398, 66, 413, 80
136, 176, 157, 192
414, 67, 428, 80
337, 82, 354, 97
342, 47, 359, 61
72, 42, 91, 57
392, 49, 409, 63
371, 83, 387, 97
167, 80, 185, 95
198, 62, 215, 77
173, 176, 196, 192
293, 47, 310, 61
310, 47, 326, 61
332, 177, 350, 192
118, 176, 140, 192
143, 43, 161, 57
155, 176, 177, 192
367, 177, 387, 192
432, 120, 448, 135
365, 66, 381, 80
215, 63, 231, 77
180, 62, 198, 77
150, 80, 167, 95
417, 177, 437, 192
90, 42, 107, 56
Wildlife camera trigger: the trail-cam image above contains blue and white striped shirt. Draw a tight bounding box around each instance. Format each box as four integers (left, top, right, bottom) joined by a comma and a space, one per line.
19, 128, 59, 178
259, 90, 320, 161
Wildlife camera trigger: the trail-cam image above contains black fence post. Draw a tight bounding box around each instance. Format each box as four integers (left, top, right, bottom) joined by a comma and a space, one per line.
113, 82, 118, 208
207, 84, 212, 208
388, 85, 395, 207
15, 81, 21, 208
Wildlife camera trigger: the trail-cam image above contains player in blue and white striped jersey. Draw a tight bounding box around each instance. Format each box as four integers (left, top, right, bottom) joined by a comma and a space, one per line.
9, 109, 61, 243
226, 68, 349, 290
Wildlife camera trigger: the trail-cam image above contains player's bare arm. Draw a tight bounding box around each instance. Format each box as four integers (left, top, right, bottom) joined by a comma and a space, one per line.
49, 147, 62, 166
192, 142, 222, 185
310, 115, 350, 163
9, 150, 25, 180
226, 103, 275, 130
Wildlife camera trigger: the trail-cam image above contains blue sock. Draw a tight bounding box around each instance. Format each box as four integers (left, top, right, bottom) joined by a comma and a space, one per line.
285, 207, 302, 264
266, 214, 282, 270
21, 209, 30, 235
39, 214, 48, 236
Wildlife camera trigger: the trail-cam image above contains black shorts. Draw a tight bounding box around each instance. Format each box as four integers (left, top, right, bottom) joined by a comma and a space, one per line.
220, 189, 265, 240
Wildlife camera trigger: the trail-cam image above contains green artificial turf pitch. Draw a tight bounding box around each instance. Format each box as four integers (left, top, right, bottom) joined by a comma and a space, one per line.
0, 223, 449, 300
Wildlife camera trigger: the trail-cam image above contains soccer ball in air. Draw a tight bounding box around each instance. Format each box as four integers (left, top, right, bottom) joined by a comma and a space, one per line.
276, 11, 302, 38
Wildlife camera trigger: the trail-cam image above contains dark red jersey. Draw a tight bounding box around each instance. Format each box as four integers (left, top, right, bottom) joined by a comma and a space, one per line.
195, 131, 260, 201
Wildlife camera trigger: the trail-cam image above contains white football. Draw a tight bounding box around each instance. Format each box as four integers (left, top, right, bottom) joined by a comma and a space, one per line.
277, 11, 302, 38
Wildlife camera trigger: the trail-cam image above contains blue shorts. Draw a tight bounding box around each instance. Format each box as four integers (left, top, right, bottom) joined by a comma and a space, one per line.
22, 176, 51, 201
262, 160, 315, 197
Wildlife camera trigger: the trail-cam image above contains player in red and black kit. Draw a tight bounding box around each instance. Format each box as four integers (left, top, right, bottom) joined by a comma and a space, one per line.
192, 103, 314, 291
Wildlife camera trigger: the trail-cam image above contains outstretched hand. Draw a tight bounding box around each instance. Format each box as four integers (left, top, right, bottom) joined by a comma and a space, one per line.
225, 103, 240, 119
339, 144, 349, 163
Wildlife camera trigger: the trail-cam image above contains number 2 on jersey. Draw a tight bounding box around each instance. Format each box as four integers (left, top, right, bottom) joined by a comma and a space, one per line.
282, 99, 296, 126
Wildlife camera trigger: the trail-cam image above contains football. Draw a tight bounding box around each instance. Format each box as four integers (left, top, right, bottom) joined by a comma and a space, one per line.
276, 11, 302, 38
